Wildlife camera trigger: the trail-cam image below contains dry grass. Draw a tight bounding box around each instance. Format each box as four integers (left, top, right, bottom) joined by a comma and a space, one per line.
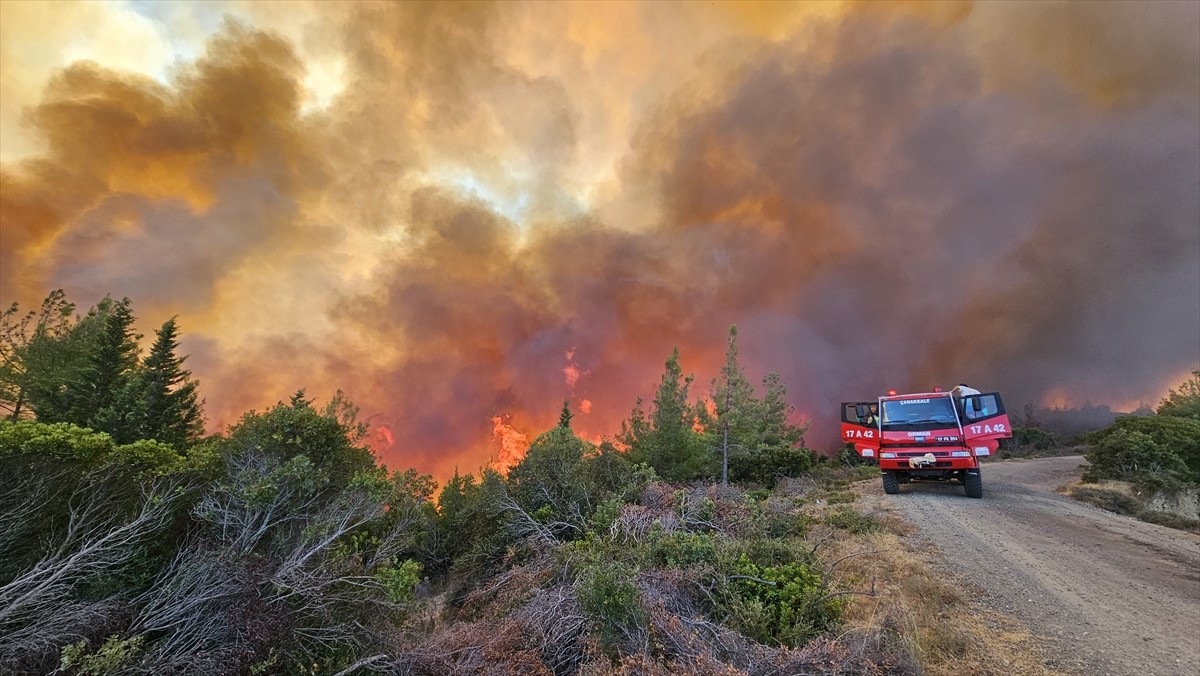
1063, 479, 1200, 533
807, 491, 1069, 676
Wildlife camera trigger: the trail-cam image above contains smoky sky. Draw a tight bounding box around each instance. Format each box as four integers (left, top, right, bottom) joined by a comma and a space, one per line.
2, 1, 1197, 481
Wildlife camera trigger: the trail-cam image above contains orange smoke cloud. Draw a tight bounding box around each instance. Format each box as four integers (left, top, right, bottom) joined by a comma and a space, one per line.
1, 2, 1197, 482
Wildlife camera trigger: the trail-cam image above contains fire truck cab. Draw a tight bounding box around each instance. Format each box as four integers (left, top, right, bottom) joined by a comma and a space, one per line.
840, 389, 1011, 498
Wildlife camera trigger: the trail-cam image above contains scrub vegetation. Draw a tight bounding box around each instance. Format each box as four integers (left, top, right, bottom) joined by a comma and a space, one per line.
0, 292, 1057, 674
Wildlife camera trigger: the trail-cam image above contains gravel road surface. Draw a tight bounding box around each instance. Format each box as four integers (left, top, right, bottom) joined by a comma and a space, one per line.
869, 455, 1200, 676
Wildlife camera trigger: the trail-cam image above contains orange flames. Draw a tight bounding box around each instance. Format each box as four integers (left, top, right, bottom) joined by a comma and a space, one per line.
490, 414, 529, 474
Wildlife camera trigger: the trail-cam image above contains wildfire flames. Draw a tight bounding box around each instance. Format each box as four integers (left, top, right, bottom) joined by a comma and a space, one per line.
490, 414, 529, 474
1, 1, 1196, 482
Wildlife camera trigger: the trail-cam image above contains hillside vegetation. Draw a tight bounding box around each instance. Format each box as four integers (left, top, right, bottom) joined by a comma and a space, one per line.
0, 292, 919, 675
0, 291, 1095, 674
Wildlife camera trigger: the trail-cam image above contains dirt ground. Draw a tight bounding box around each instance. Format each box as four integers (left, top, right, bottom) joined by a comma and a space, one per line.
857, 455, 1200, 676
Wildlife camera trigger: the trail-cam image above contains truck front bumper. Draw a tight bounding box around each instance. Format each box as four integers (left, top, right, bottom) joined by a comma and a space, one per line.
877, 449, 980, 471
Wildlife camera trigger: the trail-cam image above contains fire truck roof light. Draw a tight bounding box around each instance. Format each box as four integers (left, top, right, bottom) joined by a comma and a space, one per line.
933, 386, 943, 392
887, 389, 897, 396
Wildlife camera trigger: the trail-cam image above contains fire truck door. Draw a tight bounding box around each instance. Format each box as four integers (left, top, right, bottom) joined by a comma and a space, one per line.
960, 393, 1010, 443
840, 401, 880, 447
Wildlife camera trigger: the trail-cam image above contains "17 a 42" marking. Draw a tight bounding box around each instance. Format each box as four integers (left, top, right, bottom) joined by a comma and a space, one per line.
969, 423, 1006, 435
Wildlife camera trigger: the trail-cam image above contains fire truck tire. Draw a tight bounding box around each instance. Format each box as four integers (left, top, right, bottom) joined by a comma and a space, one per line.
964, 470, 983, 498
882, 471, 900, 495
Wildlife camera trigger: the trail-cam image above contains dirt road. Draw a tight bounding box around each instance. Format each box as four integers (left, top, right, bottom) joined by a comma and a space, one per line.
867, 455, 1200, 676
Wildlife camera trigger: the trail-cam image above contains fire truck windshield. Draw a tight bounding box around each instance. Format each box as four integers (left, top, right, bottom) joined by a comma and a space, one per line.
880, 397, 958, 428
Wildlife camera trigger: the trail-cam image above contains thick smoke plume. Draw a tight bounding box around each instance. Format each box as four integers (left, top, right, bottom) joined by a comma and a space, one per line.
2, 1, 1197, 480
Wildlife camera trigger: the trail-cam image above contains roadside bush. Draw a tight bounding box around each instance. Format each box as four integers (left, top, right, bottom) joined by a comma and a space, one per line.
1083, 428, 1191, 490
1084, 415, 1200, 486
1100, 415, 1200, 481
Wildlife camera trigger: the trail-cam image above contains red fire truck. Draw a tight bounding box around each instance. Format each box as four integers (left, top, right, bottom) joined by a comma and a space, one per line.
840, 389, 1012, 498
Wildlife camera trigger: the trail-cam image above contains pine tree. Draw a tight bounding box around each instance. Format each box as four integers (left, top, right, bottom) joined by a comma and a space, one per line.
65, 297, 141, 435
136, 317, 204, 448
757, 372, 805, 449
624, 348, 713, 481
712, 325, 756, 485
558, 400, 573, 429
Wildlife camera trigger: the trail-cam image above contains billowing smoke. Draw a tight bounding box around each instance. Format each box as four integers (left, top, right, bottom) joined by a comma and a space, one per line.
2, 1, 1197, 480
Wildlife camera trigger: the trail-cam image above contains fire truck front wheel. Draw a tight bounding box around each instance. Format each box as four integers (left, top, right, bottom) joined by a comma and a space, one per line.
882, 471, 900, 495
964, 469, 983, 498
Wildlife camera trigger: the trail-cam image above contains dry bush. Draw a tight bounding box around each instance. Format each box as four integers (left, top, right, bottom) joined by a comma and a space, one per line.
394, 585, 585, 675
396, 550, 587, 675
773, 475, 817, 499
458, 553, 558, 620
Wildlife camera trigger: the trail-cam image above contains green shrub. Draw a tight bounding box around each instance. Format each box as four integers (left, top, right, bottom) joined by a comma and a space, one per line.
575, 560, 646, 652
730, 446, 818, 487
1083, 428, 1192, 490
1085, 415, 1200, 483
376, 559, 423, 603
650, 531, 718, 568
719, 554, 838, 647
1155, 369, 1200, 420
717, 537, 799, 572
60, 635, 145, 675
744, 488, 771, 503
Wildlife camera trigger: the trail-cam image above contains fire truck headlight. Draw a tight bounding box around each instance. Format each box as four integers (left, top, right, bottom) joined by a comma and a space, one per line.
862, 449, 875, 457
974, 447, 990, 456
951, 451, 970, 457
880, 452, 896, 459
